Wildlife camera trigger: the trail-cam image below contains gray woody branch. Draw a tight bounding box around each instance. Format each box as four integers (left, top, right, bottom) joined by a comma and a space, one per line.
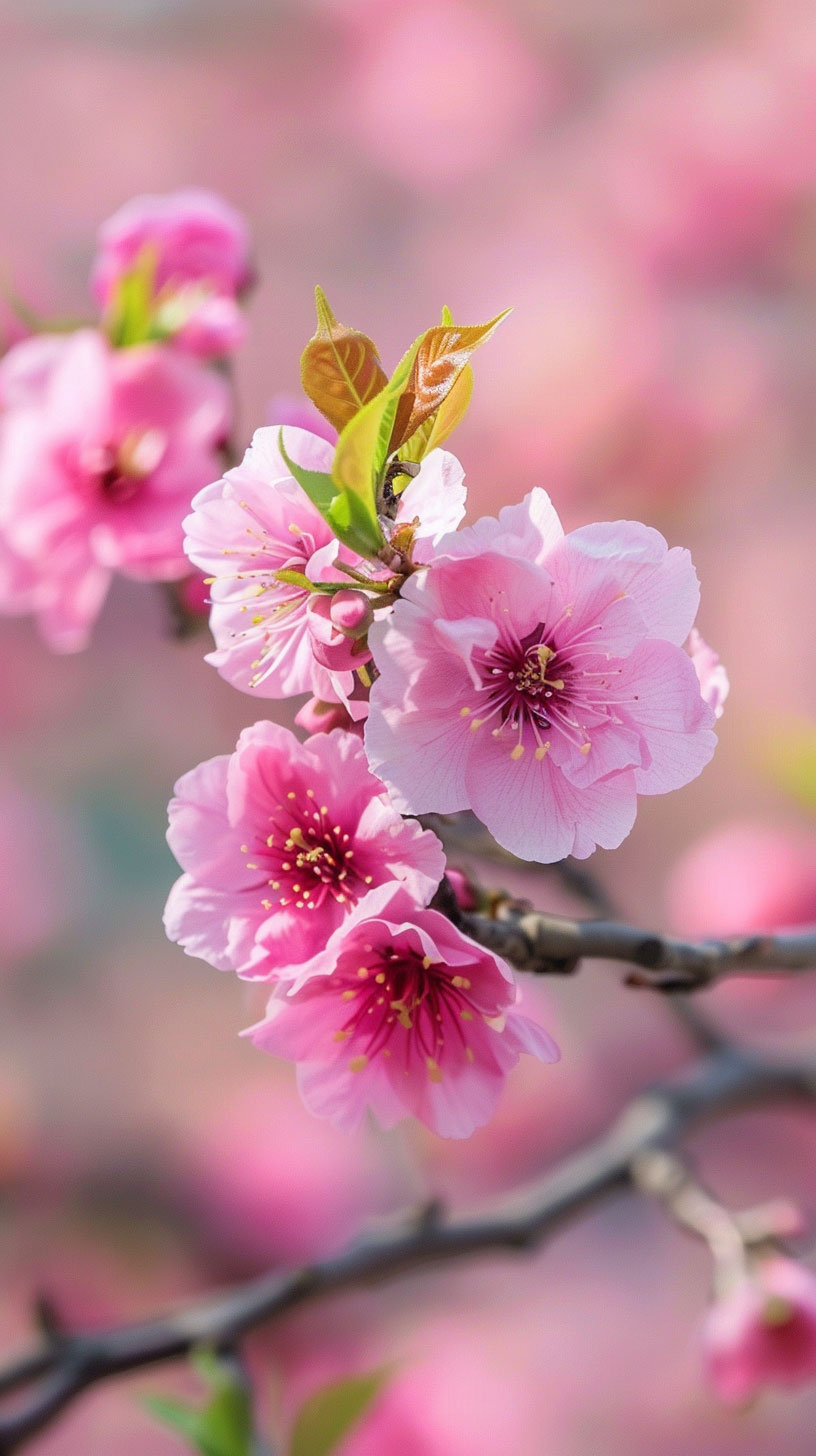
460, 899, 816, 991
1, 1041, 815, 1454
422, 816, 816, 992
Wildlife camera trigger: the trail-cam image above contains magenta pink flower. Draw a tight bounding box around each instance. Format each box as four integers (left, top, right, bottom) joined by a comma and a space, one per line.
703, 1257, 816, 1404
91, 189, 252, 358
246, 883, 558, 1138
0, 329, 230, 651
366, 489, 718, 862
184, 425, 466, 700
164, 721, 444, 979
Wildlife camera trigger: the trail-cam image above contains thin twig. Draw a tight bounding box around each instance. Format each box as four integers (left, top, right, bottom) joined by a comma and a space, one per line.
0, 1044, 813, 1453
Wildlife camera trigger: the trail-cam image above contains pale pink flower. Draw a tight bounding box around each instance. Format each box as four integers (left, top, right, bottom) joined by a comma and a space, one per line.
0, 329, 230, 651
341, 0, 554, 188
688, 627, 730, 719
164, 721, 444, 979
0, 332, 70, 410
366, 490, 718, 863
181, 1084, 392, 1268
668, 821, 816, 939
703, 1257, 816, 1404
246, 883, 558, 1138
91, 189, 252, 358
183, 425, 466, 700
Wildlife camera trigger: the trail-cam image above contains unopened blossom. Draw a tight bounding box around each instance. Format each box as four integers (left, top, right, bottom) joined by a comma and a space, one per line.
307, 590, 373, 674
92, 189, 252, 358
688, 627, 729, 719
246, 883, 558, 1138
0, 329, 230, 651
366, 489, 718, 863
702, 1257, 816, 1404
164, 721, 444, 979
295, 696, 357, 736
183, 425, 466, 702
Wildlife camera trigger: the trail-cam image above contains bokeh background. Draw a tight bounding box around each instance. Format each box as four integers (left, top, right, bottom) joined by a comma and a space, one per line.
2, 0, 816, 1449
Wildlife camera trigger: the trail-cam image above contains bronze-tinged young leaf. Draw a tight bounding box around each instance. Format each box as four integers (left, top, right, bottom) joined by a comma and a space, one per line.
388, 308, 510, 452
301, 286, 388, 433
398, 362, 474, 468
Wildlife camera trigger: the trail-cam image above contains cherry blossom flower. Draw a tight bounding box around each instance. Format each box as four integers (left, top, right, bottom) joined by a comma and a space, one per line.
91, 189, 252, 358
669, 821, 816, 940
366, 489, 718, 863
246, 883, 558, 1138
703, 1257, 816, 1404
183, 425, 466, 701
688, 627, 730, 719
0, 329, 230, 651
164, 721, 444, 979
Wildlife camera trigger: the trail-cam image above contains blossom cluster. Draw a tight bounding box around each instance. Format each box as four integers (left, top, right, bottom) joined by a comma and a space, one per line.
0, 191, 249, 649
163, 280, 727, 1139
0, 202, 726, 1139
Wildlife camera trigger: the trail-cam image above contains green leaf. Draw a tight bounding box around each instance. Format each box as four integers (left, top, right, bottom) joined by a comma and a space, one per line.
289, 1369, 390, 1456
105, 244, 159, 348
278, 428, 383, 558
301, 286, 389, 433
145, 1350, 253, 1456
326, 484, 386, 559
278, 429, 339, 516
328, 337, 422, 556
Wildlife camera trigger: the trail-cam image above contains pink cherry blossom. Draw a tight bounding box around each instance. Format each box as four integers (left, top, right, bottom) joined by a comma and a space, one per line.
246, 883, 558, 1138
164, 721, 444, 979
366, 490, 718, 863
0, 332, 70, 410
91, 189, 252, 358
668, 821, 816, 939
688, 627, 730, 719
183, 426, 337, 699
0, 329, 230, 651
702, 1257, 816, 1404
183, 425, 466, 701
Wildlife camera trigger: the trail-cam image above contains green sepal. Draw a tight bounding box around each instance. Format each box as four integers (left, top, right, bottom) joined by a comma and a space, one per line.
105, 245, 159, 348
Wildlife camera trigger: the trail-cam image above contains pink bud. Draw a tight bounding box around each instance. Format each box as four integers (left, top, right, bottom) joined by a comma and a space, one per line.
702, 1257, 816, 1404
307, 594, 373, 673
446, 867, 478, 912
330, 589, 373, 637
294, 697, 357, 736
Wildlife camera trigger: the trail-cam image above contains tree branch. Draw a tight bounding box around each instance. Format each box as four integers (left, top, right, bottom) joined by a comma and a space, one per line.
1, 1043, 814, 1453
459, 903, 816, 991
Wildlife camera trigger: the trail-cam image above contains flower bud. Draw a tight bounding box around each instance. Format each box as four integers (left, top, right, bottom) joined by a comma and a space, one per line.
294, 697, 357, 736
329, 589, 374, 638
702, 1256, 816, 1404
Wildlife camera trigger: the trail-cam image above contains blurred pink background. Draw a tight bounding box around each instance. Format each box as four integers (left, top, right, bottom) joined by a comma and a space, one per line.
1, 0, 816, 1450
